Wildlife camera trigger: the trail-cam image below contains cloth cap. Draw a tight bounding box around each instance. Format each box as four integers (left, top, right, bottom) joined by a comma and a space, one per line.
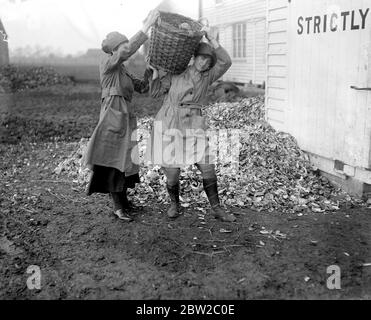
101, 32, 129, 54
194, 42, 217, 69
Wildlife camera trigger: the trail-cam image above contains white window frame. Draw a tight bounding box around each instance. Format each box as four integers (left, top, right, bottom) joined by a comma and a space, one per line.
232, 23, 247, 59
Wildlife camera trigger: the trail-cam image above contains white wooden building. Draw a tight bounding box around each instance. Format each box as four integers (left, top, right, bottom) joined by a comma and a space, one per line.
266, 0, 371, 196
200, 0, 267, 85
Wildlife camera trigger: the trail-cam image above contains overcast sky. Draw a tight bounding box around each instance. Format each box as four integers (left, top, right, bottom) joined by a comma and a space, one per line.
0, 0, 198, 55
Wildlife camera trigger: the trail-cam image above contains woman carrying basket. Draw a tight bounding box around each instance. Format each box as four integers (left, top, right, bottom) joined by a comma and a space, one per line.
83, 10, 160, 222
146, 27, 236, 222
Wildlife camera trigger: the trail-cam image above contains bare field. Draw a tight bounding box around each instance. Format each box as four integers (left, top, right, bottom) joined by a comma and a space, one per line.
49, 58, 147, 83
51, 65, 100, 83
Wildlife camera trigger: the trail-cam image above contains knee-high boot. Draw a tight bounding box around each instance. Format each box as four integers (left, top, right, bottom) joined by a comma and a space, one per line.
202, 179, 236, 222
166, 184, 180, 218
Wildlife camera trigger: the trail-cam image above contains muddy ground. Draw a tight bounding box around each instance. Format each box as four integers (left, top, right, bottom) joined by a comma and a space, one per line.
0, 84, 370, 300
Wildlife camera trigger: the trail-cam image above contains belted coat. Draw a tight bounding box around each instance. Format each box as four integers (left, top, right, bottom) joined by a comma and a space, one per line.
146, 45, 232, 168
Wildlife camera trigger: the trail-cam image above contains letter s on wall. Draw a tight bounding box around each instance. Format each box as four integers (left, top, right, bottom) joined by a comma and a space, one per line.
297, 16, 304, 34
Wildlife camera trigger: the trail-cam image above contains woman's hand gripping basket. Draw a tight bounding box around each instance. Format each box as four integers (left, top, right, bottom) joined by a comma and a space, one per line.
147, 11, 205, 74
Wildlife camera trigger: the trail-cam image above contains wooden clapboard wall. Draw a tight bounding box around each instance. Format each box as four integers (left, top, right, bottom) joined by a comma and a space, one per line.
267, 0, 371, 171
266, 0, 289, 132
287, 0, 371, 169
201, 0, 267, 84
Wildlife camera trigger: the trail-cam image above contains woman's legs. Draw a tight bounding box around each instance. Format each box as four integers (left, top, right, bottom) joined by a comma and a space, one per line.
110, 192, 122, 211
196, 163, 236, 222
196, 163, 219, 206
87, 165, 136, 220
110, 192, 133, 221
161, 165, 235, 222
162, 167, 181, 218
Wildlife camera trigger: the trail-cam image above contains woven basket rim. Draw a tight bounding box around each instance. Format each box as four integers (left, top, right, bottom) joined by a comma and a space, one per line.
156, 11, 204, 37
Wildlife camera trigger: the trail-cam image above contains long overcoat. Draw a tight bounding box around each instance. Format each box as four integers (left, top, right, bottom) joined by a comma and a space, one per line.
83, 31, 149, 176
146, 45, 232, 168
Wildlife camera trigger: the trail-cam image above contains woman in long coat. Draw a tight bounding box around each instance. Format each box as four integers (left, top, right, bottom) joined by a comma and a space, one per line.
146, 28, 236, 222
83, 10, 159, 222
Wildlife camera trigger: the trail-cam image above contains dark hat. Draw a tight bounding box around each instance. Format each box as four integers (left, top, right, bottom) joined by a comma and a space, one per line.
101, 32, 128, 54
194, 42, 217, 69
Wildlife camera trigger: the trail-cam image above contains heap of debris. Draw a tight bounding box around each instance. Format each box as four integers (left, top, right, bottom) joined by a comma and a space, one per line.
54, 138, 91, 186
55, 96, 363, 213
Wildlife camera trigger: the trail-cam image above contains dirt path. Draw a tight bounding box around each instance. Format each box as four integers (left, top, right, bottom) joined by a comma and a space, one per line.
1, 141, 370, 299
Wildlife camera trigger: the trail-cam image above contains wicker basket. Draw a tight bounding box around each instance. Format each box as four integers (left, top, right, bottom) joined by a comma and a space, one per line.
147, 12, 204, 74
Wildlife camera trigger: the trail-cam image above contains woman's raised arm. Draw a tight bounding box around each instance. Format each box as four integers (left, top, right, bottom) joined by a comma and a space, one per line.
102, 10, 160, 74
202, 27, 232, 84
102, 32, 149, 74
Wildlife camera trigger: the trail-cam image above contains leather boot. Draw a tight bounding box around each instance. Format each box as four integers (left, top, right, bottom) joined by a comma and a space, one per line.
110, 192, 133, 222
166, 184, 180, 218
203, 179, 236, 222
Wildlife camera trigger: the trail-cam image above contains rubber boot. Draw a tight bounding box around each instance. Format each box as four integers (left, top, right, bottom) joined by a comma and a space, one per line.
166, 184, 180, 218
202, 179, 236, 222
110, 192, 133, 222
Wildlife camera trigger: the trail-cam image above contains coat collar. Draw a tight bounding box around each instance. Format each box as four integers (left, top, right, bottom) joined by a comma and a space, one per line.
184, 66, 209, 81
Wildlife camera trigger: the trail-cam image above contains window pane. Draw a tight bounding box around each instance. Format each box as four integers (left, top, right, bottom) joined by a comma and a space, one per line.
233, 23, 248, 58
